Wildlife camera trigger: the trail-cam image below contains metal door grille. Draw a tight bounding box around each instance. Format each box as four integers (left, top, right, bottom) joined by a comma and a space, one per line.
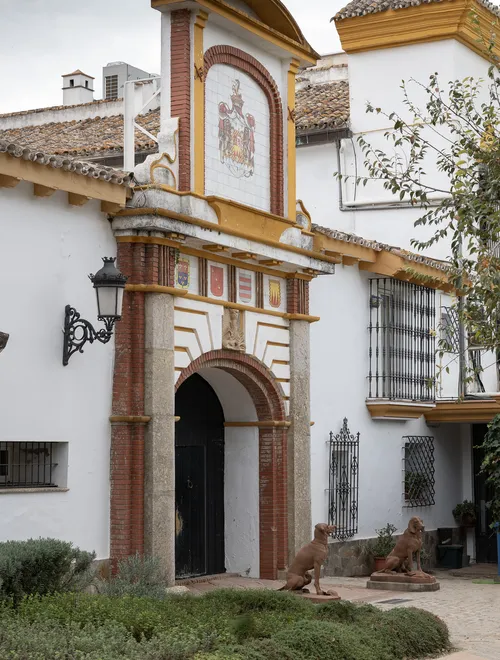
328, 419, 359, 540
403, 436, 435, 507
368, 278, 436, 401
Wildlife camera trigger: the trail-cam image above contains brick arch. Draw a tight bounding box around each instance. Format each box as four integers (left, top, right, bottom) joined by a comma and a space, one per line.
175, 350, 286, 421
175, 349, 288, 579
204, 45, 284, 217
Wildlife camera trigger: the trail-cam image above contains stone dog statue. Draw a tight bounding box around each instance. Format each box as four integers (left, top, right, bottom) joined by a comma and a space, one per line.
380, 516, 426, 575
279, 523, 338, 596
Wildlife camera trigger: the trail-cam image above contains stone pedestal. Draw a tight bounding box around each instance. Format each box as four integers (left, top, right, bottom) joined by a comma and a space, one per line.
299, 591, 341, 603
367, 571, 440, 592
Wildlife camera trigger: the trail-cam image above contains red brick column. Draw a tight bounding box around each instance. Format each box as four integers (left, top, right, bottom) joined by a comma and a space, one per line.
110, 242, 148, 568
171, 9, 192, 191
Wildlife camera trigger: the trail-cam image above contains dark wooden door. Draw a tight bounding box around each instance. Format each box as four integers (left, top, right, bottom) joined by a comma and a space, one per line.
175, 374, 225, 578
473, 424, 498, 563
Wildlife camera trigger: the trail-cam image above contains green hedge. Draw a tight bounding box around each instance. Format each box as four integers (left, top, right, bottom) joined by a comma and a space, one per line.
0, 538, 95, 605
1, 588, 450, 660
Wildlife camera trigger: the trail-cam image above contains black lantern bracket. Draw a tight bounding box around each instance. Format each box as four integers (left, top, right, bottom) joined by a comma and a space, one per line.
62, 257, 127, 366
62, 306, 115, 366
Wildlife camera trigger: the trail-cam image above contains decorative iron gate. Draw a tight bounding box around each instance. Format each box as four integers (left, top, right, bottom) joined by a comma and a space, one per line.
328, 419, 359, 540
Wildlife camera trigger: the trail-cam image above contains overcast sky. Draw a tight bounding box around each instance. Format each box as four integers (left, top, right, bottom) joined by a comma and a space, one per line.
0, 0, 345, 114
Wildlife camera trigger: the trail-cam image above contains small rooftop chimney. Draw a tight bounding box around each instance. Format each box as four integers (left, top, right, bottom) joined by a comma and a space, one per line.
61, 70, 94, 106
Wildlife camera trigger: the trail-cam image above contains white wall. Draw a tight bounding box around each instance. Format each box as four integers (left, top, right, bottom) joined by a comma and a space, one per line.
310, 266, 465, 540
199, 368, 260, 577
0, 183, 116, 558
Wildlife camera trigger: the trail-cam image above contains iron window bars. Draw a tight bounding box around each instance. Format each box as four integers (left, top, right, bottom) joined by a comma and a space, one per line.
328, 418, 359, 540
403, 436, 435, 507
0, 442, 58, 489
368, 278, 436, 402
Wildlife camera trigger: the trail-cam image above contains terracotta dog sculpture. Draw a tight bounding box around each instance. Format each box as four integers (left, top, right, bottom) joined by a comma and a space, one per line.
279, 523, 336, 595
381, 516, 425, 574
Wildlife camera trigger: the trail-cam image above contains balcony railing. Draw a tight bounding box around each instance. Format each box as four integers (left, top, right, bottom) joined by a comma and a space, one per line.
368, 278, 436, 402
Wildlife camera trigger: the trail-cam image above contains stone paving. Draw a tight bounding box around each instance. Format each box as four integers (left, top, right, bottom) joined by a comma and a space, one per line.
183, 572, 500, 660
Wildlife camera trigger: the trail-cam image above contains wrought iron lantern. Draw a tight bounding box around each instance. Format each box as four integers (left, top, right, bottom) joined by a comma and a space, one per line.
62, 257, 127, 366
0, 332, 9, 354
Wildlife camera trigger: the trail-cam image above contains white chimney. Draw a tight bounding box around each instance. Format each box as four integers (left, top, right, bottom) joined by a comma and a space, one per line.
61, 70, 94, 106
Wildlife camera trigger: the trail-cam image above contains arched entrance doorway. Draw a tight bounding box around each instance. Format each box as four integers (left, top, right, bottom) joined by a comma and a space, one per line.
175, 350, 288, 580
175, 374, 225, 578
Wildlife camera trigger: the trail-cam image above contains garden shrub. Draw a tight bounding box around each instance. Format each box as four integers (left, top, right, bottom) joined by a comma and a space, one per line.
99, 553, 168, 600
0, 538, 95, 605
272, 619, 392, 660
377, 607, 450, 658
8, 588, 450, 659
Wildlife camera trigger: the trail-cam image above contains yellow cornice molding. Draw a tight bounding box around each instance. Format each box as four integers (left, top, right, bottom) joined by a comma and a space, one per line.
366, 400, 436, 420
0, 152, 127, 207
115, 207, 340, 265
424, 398, 500, 423
359, 251, 452, 291
335, 0, 500, 61
152, 0, 318, 63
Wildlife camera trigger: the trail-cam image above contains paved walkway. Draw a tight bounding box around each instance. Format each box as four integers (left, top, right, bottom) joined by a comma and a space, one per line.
182, 572, 500, 660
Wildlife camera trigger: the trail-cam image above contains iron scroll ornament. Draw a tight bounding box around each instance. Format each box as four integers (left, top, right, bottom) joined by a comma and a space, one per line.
62, 305, 115, 366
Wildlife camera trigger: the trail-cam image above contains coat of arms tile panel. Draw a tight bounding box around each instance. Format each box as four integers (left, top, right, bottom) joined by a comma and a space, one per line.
205, 64, 271, 213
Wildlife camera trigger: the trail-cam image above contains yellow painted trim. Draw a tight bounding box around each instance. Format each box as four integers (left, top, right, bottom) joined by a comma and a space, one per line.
181, 245, 292, 278
115, 208, 340, 265
0, 152, 127, 206
287, 59, 300, 221
366, 401, 436, 420
224, 421, 291, 428
0, 174, 20, 188
109, 415, 152, 424
151, 0, 318, 63
424, 399, 500, 423
194, 10, 208, 195
286, 313, 320, 322
335, 0, 500, 62
359, 251, 452, 291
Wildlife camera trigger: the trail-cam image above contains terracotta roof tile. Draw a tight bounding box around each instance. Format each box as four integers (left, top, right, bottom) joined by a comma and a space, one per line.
312, 223, 449, 271
334, 0, 500, 21
0, 139, 133, 186
0, 111, 160, 157
0, 80, 350, 156
296, 80, 349, 132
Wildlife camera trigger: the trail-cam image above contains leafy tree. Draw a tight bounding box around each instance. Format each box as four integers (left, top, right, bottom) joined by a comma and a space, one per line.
339, 14, 500, 354
480, 414, 500, 525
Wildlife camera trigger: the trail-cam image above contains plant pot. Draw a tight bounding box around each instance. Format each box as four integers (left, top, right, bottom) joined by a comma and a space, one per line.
374, 557, 386, 571
460, 514, 476, 528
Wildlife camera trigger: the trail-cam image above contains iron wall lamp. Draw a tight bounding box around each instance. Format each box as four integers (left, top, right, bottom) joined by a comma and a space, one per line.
0, 332, 9, 354
62, 257, 128, 366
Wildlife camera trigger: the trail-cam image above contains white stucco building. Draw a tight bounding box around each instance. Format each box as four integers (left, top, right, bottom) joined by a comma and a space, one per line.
1, 0, 499, 581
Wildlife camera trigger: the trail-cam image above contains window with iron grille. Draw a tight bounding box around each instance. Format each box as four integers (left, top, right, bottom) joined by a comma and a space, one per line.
403, 436, 435, 507
328, 419, 359, 540
105, 75, 119, 99
368, 278, 436, 401
0, 442, 60, 489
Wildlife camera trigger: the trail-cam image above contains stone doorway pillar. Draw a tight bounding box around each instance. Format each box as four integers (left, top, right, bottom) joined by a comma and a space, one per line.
288, 319, 312, 562
144, 292, 176, 585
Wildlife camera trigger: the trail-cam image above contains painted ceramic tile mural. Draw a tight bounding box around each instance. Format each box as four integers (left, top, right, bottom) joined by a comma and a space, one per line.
263, 274, 286, 312
205, 64, 270, 212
